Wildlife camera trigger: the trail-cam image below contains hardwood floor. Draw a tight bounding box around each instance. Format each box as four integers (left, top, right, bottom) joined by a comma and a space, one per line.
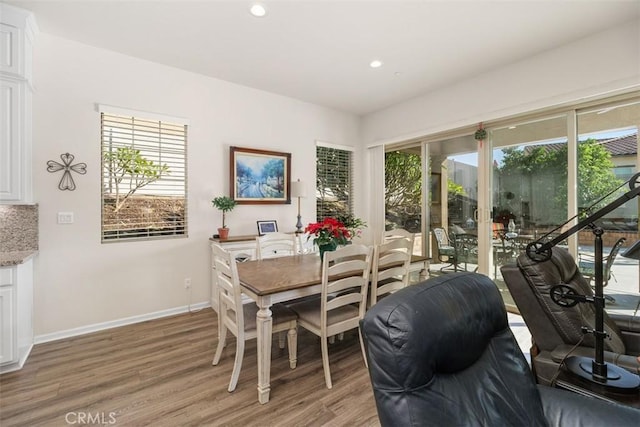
0, 308, 380, 427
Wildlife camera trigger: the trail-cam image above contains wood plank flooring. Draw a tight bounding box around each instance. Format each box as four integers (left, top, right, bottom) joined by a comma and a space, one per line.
0, 308, 380, 427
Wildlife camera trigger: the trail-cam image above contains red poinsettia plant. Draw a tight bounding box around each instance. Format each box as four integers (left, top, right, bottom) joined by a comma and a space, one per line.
305, 217, 352, 247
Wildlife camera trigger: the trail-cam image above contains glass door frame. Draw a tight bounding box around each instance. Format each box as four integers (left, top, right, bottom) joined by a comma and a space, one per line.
380, 91, 639, 289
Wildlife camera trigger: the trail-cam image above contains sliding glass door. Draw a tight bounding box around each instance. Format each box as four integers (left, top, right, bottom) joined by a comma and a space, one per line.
384, 148, 423, 256
576, 99, 640, 297
490, 115, 569, 307
382, 93, 640, 310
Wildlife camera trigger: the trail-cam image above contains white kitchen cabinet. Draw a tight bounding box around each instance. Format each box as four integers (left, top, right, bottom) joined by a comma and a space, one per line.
0, 285, 15, 364
0, 258, 34, 373
0, 4, 36, 203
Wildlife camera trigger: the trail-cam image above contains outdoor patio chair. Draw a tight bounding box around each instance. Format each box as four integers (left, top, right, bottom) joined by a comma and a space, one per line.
433, 227, 458, 272
455, 233, 478, 272
578, 237, 626, 289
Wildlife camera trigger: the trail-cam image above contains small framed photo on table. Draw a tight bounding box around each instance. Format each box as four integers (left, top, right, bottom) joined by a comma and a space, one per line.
257, 220, 278, 236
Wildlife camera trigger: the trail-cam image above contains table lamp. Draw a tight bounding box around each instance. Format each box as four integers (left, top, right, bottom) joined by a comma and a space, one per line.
291, 179, 306, 234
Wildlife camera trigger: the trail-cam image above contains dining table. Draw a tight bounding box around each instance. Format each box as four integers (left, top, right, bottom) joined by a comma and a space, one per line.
235, 251, 430, 404
236, 253, 326, 404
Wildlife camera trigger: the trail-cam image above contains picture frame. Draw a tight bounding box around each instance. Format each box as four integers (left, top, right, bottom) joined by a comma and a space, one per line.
230, 146, 291, 204
430, 172, 441, 204
257, 220, 278, 236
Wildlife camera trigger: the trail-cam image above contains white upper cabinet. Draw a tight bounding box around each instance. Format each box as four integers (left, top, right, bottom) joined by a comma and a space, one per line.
0, 4, 37, 203
0, 5, 36, 82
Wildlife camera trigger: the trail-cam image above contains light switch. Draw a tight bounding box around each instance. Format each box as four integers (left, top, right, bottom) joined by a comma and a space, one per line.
57, 212, 74, 224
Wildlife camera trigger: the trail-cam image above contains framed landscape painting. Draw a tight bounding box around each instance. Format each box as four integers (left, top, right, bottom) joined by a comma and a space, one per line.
230, 146, 291, 204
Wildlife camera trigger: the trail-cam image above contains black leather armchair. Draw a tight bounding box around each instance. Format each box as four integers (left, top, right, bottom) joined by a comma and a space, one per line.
501, 247, 640, 387
361, 272, 640, 426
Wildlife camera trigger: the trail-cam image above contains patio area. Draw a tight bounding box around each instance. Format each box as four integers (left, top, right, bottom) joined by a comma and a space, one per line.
426, 243, 640, 318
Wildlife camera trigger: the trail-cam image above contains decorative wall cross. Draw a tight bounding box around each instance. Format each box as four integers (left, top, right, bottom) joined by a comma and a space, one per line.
46, 153, 87, 191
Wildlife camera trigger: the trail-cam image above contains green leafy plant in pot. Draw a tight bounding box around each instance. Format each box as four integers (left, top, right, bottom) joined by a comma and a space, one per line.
212, 196, 237, 240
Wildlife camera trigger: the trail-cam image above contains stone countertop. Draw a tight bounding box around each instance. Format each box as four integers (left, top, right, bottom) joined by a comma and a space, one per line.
0, 250, 38, 267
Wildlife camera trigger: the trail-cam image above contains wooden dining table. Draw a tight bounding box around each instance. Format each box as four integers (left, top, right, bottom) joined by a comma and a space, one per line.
236, 251, 430, 404
236, 253, 325, 404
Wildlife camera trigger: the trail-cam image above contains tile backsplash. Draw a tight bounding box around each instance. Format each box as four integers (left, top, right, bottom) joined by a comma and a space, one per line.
0, 204, 39, 252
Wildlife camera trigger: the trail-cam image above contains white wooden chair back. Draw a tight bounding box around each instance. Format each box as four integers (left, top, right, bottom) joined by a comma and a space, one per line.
211, 243, 298, 392
383, 228, 414, 242
288, 243, 372, 389
321, 244, 373, 337
297, 233, 317, 254
370, 237, 413, 306
256, 232, 297, 259
211, 243, 244, 337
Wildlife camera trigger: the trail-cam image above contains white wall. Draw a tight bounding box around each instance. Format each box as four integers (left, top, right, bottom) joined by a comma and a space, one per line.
32, 19, 640, 340
360, 20, 640, 146
32, 34, 360, 338
357, 19, 640, 255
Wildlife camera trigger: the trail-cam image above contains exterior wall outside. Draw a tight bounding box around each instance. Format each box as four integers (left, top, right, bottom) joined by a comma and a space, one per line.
578, 230, 635, 248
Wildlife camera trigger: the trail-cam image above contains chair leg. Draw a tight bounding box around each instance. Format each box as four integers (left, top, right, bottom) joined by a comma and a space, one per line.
358, 328, 368, 369
440, 262, 454, 272
228, 337, 245, 392
328, 335, 335, 344
321, 336, 333, 389
278, 331, 286, 349
212, 326, 227, 365
287, 326, 297, 369
338, 332, 344, 341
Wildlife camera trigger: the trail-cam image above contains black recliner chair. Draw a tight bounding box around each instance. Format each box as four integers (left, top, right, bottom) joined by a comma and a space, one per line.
361, 272, 640, 426
501, 247, 640, 387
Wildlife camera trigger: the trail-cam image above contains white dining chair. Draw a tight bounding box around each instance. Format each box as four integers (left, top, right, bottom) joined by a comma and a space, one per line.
288, 243, 373, 389
370, 237, 413, 306
383, 228, 415, 248
296, 232, 317, 254
256, 232, 297, 259
383, 228, 428, 278
211, 243, 298, 392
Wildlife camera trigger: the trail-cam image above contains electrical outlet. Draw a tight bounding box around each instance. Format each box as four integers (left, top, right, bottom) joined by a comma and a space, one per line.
184, 278, 191, 289
57, 212, 74, 224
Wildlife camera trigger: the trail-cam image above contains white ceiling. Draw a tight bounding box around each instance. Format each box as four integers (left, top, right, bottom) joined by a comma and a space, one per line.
6, 0, 640, 116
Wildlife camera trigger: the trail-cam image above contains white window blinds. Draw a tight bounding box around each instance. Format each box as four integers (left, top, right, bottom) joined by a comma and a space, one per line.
316, 144, 353, 221
101, 111, 187, 242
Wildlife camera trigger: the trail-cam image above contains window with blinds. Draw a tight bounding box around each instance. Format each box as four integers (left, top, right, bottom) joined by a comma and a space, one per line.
101, 111, 187, 242
316, 145, 353, 221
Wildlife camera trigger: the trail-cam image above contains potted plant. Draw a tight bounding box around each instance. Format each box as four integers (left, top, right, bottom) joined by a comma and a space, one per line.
305, 217, 352, 261
212, 196, 237, 240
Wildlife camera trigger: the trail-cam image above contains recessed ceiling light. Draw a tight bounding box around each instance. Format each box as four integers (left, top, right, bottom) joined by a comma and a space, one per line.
369, 60, 383, 68
250, 3, 267, 17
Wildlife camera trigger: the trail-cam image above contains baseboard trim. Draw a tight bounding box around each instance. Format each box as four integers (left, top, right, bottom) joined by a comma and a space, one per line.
0, 343, 34, 374
34, 301, 211, 344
